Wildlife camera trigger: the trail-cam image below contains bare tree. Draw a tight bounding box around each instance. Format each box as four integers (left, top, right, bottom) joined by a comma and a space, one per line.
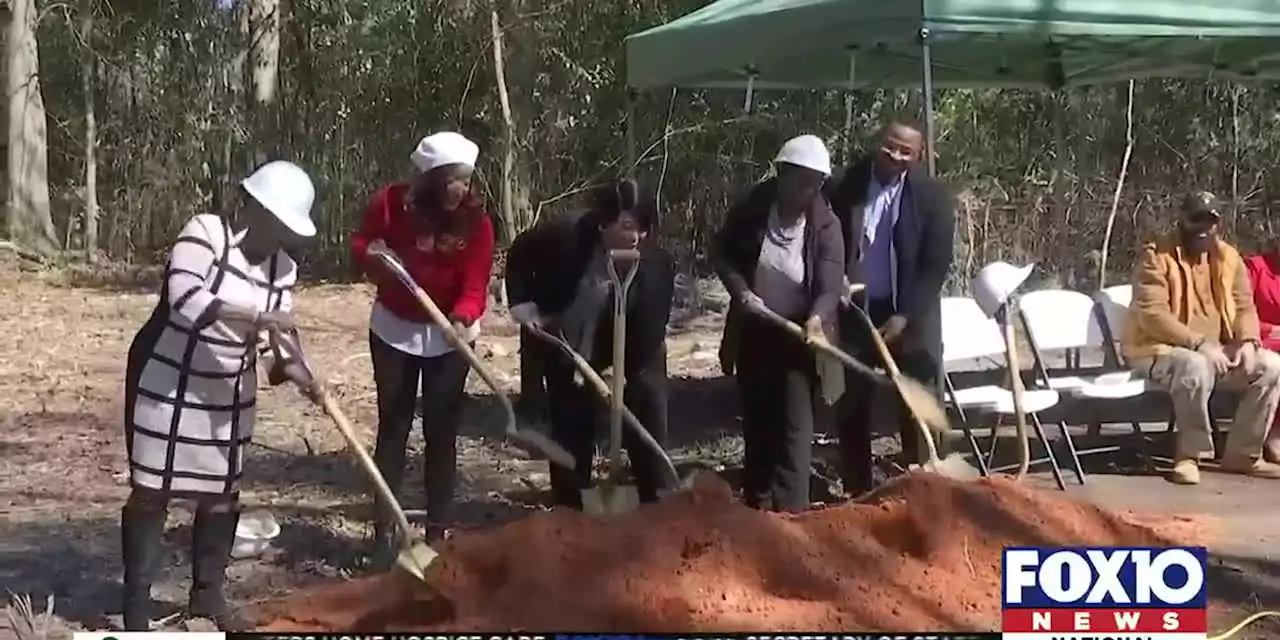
80, 0, 99, 262
5, 0, 57, 256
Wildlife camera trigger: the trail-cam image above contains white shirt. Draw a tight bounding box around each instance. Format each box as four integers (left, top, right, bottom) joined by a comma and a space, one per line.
369, 301, 481, 358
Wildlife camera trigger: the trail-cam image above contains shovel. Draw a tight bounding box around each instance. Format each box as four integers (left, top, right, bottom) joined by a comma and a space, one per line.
523, 324, 682, 492
749, 303, 949, 435
581, 248, 643, 514
266, 327, 438, 581
997, 304, 1032, 480
368, 247, 576, 470
838, 283, 979, 480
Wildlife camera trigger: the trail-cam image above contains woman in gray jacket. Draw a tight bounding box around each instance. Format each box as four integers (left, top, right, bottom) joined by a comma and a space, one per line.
713, 135, 845, 513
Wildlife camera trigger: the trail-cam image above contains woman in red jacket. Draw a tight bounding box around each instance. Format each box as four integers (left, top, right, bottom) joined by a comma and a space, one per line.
351, 131, 494, 556
1245, 246, 1280, 463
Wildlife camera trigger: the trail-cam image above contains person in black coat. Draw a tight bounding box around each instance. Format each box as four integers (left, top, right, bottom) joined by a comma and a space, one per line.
507, 229, 551, 427
825, 118, 957, 495
714, 135, 846, 513
504, 178, 676, 509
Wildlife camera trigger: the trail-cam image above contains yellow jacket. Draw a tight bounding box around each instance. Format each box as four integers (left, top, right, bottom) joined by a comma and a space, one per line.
1121, 233, 1260, 361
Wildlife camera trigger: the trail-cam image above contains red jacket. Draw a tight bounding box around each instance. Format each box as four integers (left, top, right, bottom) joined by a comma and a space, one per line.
1245, 253, 1280, 351
351, 182, 494, 325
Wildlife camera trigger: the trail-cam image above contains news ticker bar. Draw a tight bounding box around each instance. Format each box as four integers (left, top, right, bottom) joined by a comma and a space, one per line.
68, 632, 1215, 640
234, 635, 1004, 640
68, 633, 1219, 640
72, 633, 1006, 640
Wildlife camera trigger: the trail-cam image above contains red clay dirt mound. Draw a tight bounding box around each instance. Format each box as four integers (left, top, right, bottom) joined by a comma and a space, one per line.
251, 473, 1208, 633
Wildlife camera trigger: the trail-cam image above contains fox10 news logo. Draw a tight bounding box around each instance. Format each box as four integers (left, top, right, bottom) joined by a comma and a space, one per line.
1001, 546, 1209, 640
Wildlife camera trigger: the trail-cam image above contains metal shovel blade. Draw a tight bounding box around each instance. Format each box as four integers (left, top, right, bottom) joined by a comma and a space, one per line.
917, 454, 982, 481
395, 542, 439, 581
582, 482, 640, 515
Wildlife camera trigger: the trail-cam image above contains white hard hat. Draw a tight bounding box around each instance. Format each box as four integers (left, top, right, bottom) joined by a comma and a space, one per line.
972, 261, 1035, 318
774, 134, 832, 176
241, 160, 317, 238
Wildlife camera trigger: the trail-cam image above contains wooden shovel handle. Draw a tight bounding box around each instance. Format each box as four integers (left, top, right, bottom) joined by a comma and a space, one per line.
999, 308, 1031, 480
839, 300, 942, 464
369, 249, 576, 469
751, 304, 888, 383
323, 393, 418, 540
525, 324, 681, 487
267, 327, 421, 546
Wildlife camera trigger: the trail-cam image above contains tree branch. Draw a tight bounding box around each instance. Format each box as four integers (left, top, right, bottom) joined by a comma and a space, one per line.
1096, 80, 1136, 289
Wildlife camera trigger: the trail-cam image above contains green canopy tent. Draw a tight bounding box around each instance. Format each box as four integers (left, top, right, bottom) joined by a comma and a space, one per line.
624, 0, 1280, 173
626, 0, 1280, 89
623, 0, 1280, 487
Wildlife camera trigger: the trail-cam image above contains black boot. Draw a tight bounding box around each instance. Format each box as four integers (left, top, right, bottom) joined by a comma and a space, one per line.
188, 507, 249, 631
120, 501, 168, 631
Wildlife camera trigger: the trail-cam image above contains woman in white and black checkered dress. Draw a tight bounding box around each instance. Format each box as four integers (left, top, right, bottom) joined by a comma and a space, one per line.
120, 161, 320, 632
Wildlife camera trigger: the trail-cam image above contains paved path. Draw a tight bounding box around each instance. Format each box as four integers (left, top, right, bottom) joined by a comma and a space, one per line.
1018, 468, 1280, 637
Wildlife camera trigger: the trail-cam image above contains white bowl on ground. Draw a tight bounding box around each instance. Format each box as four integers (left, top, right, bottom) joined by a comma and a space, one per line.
231, 511, 281, 559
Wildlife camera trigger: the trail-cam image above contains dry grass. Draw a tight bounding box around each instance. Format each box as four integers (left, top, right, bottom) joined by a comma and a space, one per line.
4, 593, 53, 640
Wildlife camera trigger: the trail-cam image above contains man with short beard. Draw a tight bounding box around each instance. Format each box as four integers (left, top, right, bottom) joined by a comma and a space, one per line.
1124, 191, 1280, 485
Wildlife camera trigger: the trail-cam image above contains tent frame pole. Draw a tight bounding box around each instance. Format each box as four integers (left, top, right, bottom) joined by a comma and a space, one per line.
625, 87, 638, 175
919, 27, 939, 177
841, 50, 859, 164
919, 27, 948, 404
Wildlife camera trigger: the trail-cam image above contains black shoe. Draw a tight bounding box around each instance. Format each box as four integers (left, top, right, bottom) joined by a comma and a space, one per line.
120, 502, 168, 631
188, 508, 250, 632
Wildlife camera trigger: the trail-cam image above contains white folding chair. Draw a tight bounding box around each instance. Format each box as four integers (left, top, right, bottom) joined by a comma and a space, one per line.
1019, 289, 1160, 480
940, 296, 1068, 489
1093, 285, 1132, 369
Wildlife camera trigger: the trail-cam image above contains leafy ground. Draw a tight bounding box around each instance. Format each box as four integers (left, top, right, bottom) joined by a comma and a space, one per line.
0, 260, 1278, 638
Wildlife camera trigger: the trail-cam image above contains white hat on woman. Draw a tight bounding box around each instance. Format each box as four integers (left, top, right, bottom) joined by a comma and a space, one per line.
241, 160, 317, 238
410, 132, 480, 173
774, 134, 832, 176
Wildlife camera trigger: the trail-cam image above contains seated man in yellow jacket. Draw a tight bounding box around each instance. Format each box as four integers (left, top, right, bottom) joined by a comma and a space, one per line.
1124, 191, 1280, 485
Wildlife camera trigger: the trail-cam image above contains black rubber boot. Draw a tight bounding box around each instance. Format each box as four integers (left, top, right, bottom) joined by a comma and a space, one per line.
120, 501, 168, 631
188, 507, 250, 632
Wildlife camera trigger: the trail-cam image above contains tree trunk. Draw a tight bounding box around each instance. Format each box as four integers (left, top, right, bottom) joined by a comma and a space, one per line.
247, 0, 280, 167
489, 2, 534, 243
5, 0, 57, 256
81, 0, 99, 263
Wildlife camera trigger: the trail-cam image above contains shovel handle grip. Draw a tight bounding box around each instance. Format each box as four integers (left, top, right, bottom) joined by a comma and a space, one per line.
265, 326, 318, 384
751, 304, 890, 384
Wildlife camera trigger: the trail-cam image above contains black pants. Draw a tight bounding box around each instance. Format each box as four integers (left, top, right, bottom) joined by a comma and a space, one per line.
516, 326, 550, 423
836, 297, 943, 494
734, 316, 818, 513
544, 342, 670, 509
369, 331, 471, 527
